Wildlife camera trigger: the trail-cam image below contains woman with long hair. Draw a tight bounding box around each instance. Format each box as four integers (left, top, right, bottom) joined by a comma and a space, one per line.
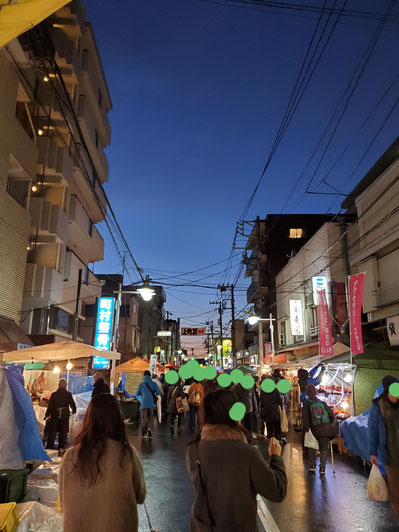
59, 393, 146, 532
186, 389, 287, 531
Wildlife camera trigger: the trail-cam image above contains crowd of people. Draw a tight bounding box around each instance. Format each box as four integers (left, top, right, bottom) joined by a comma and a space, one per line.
41, 368, 399, 531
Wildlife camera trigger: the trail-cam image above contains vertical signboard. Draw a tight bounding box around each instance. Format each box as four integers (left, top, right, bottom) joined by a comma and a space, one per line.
289, 300, 304, 336
317, 289, 333, 357
149, 354, 158, 375
349, 273, 365, 355
222, 339, 232, 357
93, 297, 115, 370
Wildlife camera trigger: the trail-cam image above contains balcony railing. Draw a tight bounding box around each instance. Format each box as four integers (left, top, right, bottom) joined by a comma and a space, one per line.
374, 282, 399, 308
309, 326, 319, 339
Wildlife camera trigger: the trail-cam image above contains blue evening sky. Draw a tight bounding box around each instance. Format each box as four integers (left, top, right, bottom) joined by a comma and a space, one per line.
84, 0, 399, 350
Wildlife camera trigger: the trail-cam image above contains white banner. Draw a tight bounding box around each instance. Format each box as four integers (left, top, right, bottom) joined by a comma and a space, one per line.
290, 300, 304, 336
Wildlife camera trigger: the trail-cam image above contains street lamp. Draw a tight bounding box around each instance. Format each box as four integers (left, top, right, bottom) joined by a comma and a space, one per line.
137, 276, 156, 301
246, 311, 276, 367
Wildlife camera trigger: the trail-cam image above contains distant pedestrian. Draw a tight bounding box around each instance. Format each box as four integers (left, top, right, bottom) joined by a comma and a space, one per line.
136, 370, 161, 439
186, 389, 287, 531
59, 393, 146, 532
45, 379, 76, 452
167, 378, 185, 433
91, 372, 110, 399
188, 380, 204, 432
233, 382, 254, 433
302, 384, 335, 475
368, 375, 399, 519
260, 375, 282, 441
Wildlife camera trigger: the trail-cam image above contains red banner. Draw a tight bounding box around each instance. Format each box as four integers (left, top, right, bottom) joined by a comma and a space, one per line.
317, 289, 334, 357
349, 273, 365, 354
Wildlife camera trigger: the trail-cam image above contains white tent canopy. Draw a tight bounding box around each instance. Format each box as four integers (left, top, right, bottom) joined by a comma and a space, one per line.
1, 340, 120, 363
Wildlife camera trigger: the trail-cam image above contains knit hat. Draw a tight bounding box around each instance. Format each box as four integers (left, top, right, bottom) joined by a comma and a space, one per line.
58, 378, 67, 389
305, 384, 317, 399
382, 375, 399, 393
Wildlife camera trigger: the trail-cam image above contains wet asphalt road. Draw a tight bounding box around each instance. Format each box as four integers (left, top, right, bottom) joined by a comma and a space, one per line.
128, 418, 398, 532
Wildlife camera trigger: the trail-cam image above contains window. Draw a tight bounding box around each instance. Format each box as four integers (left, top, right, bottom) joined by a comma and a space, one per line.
6, 177, 28, 207
120, 304, 130, 318
88, 219, 93, 236
50, 307, 73, 334
279, 321, 286, 346
84, 304, 96, 318
95, 129, 99, 147
289, 228, 306, 239
15, 102, 34, 139
98, 89, 102, 107
84, 267, 90, 284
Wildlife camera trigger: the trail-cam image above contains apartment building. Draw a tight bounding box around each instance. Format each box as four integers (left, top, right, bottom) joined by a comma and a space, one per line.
0, 0, 111, 349
342, 137, 399, 347
275, 219, 358, 361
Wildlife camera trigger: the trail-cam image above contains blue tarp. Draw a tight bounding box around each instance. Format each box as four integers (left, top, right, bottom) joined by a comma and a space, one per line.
341, 384, 385, 476
4, 364, 49, 462
61, 373, 93, 394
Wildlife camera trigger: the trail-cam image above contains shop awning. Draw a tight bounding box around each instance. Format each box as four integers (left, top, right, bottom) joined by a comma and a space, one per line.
0, 317, 34, 353
1, 340, 120, 363
0, 0, 70, 49
116, 357, 166, 374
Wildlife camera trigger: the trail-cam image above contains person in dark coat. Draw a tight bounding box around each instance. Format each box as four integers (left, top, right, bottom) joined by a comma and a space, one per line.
186, 389, 287, 531
302, 384, 335, 474
260, 380, 282, 441
45, 378, 76, 451
91, 372, 110, 399
167, 379, 185, 433
233, 383, 254, 433
298, 364, 324, 403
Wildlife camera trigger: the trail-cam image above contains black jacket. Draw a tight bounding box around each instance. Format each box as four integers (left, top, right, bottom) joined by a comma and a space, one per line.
45, 388, 76, 420
302, 399, 336, 440
92, 378, 110, 399
260, 388, 282, 423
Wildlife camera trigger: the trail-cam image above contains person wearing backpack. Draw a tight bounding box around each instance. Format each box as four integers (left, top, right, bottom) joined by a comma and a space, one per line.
188, 380, 204, 432
136, 371, 161, 439
302, 384, 335, 474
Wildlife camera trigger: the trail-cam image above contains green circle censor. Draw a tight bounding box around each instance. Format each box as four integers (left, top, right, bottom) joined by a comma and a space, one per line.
230, 369, 244, 384
229, 402, 246, 421
217, 373, 232, 388
193, 366, 206, 382
165, 370, 178, 385
277, 379, 292, 394
179, 363, 192, 380
241, 374, 255, 389
261, 378, 275, 393
389, 382, 399, 398
203, 365, 217, 380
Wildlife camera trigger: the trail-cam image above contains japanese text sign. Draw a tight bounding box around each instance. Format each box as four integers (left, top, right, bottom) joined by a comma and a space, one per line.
317, 289, 333, 357
349, 273, 365, 354
93, 297, 115, 369
289, 299, 304, 336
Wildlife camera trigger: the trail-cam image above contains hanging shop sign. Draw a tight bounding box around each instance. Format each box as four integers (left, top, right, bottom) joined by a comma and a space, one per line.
312, 276, 327, 304
264, 343, 273, 356
317, 289, 333, 357
157, 331, 172, 337
222, 338, 232, 357
289, 300, 304, 336
387, 315, 399, 346
149, 354, 158, 374
349, 273, 365, 355
181, 327, 206, 336
93, 297, 115, 369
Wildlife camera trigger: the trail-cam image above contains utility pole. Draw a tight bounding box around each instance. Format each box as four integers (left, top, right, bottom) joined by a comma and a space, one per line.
231, 284, 236, 367
210, 301, 224, 368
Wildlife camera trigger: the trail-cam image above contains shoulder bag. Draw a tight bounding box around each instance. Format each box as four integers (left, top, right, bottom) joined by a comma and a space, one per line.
191, 441, 214, 531
145, 382, 158, 404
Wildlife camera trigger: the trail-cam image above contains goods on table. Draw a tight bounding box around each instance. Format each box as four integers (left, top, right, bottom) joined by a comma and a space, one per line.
0, 502, 19, 532
17, 501, 62, 532
26, 480, 59, 506
0, 469, 29, 504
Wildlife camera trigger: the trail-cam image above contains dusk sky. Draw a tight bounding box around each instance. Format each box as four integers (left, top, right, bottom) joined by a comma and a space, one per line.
84, 0, 399, 351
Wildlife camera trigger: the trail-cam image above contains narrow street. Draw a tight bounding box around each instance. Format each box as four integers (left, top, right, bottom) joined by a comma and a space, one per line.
128, 419, 397, 532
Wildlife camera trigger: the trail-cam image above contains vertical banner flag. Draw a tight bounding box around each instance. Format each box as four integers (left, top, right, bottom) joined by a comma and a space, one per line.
349, 273, 365, 354
317, 289, 333, 357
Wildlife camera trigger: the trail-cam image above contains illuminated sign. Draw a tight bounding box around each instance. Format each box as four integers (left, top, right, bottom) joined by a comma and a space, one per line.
181, 328, 206, 336
289, 300, 304, 336
93, 297, 115, 370
312, 276, 327, 304
222, 339, 232, 357
157, 331, 172, 337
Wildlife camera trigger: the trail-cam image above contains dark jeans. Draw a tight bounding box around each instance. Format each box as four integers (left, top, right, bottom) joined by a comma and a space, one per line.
309, 437, 330, 468
141, 408, 154, 435
265, 420, 281, 441
169, 413, 184, 429
189, 405, 199, 430
46, 417, 69, 450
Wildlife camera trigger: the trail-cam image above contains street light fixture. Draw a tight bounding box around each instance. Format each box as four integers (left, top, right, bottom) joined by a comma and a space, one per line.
246, 310, 276, 367
136, 275, 156, 301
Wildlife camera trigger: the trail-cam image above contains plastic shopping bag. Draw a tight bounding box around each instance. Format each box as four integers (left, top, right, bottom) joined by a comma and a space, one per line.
304, 430, 319, 450
280, 407, 288, 433
367, 465, 389, 502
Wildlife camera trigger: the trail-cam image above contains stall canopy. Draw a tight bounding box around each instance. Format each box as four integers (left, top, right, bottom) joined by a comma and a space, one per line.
1, 340, 121, 363
0, 0, 70, 49
0, 316, 34, 352
164, 362, 180, 370
116, 357, 166, 374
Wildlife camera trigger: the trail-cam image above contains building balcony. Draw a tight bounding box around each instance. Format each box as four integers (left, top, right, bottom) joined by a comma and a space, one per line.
23, 263, 64, 306
49, 27, 81, 83
29, 198, 68, 243
245, 249, 267, 277
80, 67, 111, 146
374, 282, 399, 308
36, 137, 73, 185
247, 281, 268, 303
62, 250, 102, 314
10, 118, 38, 181
68, 195, 104, 263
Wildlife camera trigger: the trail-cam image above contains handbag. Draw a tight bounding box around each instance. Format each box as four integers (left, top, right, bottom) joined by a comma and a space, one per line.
304, 429, 319, 450
191, 441, 214, 531
182, 396, 190, 413
367, 465, 389, 502
280, 406, 288, 433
